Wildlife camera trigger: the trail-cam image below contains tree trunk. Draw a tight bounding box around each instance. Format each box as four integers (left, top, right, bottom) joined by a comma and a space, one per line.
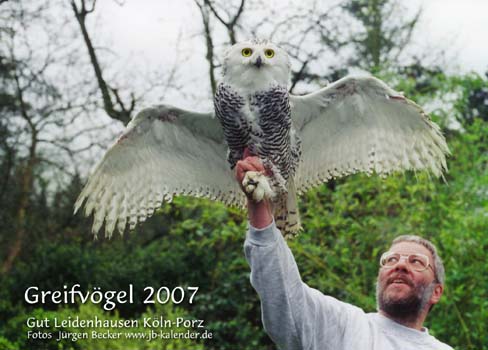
1, 139, 36, 274
71, 0, 133, 124
1, 72, 38, 275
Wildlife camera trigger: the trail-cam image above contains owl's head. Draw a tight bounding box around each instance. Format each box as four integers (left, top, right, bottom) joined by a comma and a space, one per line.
222, 39, 290, 92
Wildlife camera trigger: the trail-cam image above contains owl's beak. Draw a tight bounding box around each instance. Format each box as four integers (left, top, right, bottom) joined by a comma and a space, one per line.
253, 56, 262, 68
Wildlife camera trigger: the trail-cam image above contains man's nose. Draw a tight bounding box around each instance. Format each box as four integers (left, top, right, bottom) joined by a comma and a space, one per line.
394, 256, 410, 271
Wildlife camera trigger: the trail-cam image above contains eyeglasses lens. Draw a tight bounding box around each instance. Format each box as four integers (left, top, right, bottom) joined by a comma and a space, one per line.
380, 253, 429, 271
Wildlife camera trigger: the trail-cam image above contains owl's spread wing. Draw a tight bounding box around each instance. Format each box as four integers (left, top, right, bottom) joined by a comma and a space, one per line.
290, 75, 450, 194
74, 105, 245, 237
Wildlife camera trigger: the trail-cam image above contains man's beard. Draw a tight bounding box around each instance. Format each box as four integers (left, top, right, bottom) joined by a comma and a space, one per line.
376, 275, 435, 321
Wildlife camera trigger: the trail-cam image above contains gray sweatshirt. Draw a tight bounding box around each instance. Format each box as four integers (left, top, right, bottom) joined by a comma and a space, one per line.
244, 221, 453, 350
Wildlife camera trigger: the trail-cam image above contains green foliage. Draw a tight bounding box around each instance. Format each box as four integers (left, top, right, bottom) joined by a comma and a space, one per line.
341, 0, 420, 72
1, 302, 202, 350
1, 195, 271, 350
0, 336, 18, 350
2, 1, 486, 348
293, 119, 488, 348
1, 71, 487, 350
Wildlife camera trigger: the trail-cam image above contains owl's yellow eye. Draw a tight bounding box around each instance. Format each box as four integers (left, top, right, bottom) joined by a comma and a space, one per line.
241, 48, 253, 57
264, 49, 275, 58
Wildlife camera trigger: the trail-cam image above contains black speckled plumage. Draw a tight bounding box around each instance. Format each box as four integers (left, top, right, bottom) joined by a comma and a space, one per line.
214, 83, 301, 185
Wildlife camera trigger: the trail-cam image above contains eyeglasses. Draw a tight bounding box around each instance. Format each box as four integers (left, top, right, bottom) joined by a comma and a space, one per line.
379, 252, 433, 272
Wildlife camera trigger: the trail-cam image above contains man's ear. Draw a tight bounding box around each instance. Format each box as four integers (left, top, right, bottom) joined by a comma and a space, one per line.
430, 284, 444, 305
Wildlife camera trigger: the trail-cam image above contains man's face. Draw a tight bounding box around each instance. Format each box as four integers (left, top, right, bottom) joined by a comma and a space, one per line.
376, 241, 442, 320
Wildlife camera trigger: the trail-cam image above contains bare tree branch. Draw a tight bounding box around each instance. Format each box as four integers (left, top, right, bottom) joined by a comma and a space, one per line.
203, 0, 245, 44
195, 0, 217, 95
193, 0, 246, 95
290, 59, 310, 93
38, 156, 76, 177
70, 0, 133, 124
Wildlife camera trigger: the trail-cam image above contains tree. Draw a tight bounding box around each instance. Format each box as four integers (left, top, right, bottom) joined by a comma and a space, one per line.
70, 0, 181, 125
71, 0, 135, 125
1, 2, 486, 349
0, 1, 107, 273
194, 0, 246, 94
342, 0, 420, 73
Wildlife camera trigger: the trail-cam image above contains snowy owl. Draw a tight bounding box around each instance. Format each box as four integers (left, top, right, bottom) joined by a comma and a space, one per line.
74, 39, 449, 238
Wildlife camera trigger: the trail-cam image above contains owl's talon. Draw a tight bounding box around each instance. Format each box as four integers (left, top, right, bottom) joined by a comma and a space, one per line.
246, 179, 258, 186
242, 171, 274, 202
245, 184, 255, 193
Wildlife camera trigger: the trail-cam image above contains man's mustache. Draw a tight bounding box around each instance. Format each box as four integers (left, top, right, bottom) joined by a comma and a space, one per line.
385, 274, 415, 288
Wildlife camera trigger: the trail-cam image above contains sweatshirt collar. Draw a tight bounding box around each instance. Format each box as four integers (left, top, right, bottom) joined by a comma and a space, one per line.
372, 313, 433, 343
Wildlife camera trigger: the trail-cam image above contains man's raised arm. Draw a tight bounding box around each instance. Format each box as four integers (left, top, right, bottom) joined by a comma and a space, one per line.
237, 156, 353, 350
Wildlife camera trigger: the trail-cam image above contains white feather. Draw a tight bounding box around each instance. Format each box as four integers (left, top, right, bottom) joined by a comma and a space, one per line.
75, 106, 245, 236
291, 75, 450, 192
76, 45, 450, 238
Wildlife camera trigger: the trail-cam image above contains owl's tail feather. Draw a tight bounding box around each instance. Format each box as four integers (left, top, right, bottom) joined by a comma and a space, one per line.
274, 179, 302, 239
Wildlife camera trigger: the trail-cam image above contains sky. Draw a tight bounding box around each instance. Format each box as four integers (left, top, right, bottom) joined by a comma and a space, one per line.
409, 0, 488, 74
7, 0, 486, 181
94, 0, 488, 73
78, 0, 488, 113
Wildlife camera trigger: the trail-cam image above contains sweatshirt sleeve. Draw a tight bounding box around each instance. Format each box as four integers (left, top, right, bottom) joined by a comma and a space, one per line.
244, 221, 358, 350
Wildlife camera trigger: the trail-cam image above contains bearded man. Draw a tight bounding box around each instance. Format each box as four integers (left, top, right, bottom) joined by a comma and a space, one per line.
237, 156, 453, 350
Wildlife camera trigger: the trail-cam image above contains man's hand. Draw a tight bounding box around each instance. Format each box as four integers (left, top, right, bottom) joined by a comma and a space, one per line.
235, 156, 265, 186
235, 153, 273, 229
236, 148, 274, 202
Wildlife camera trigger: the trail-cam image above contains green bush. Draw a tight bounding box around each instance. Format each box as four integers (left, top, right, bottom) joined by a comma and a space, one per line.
1, 302, 203, 350
1, 72, 487, 349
